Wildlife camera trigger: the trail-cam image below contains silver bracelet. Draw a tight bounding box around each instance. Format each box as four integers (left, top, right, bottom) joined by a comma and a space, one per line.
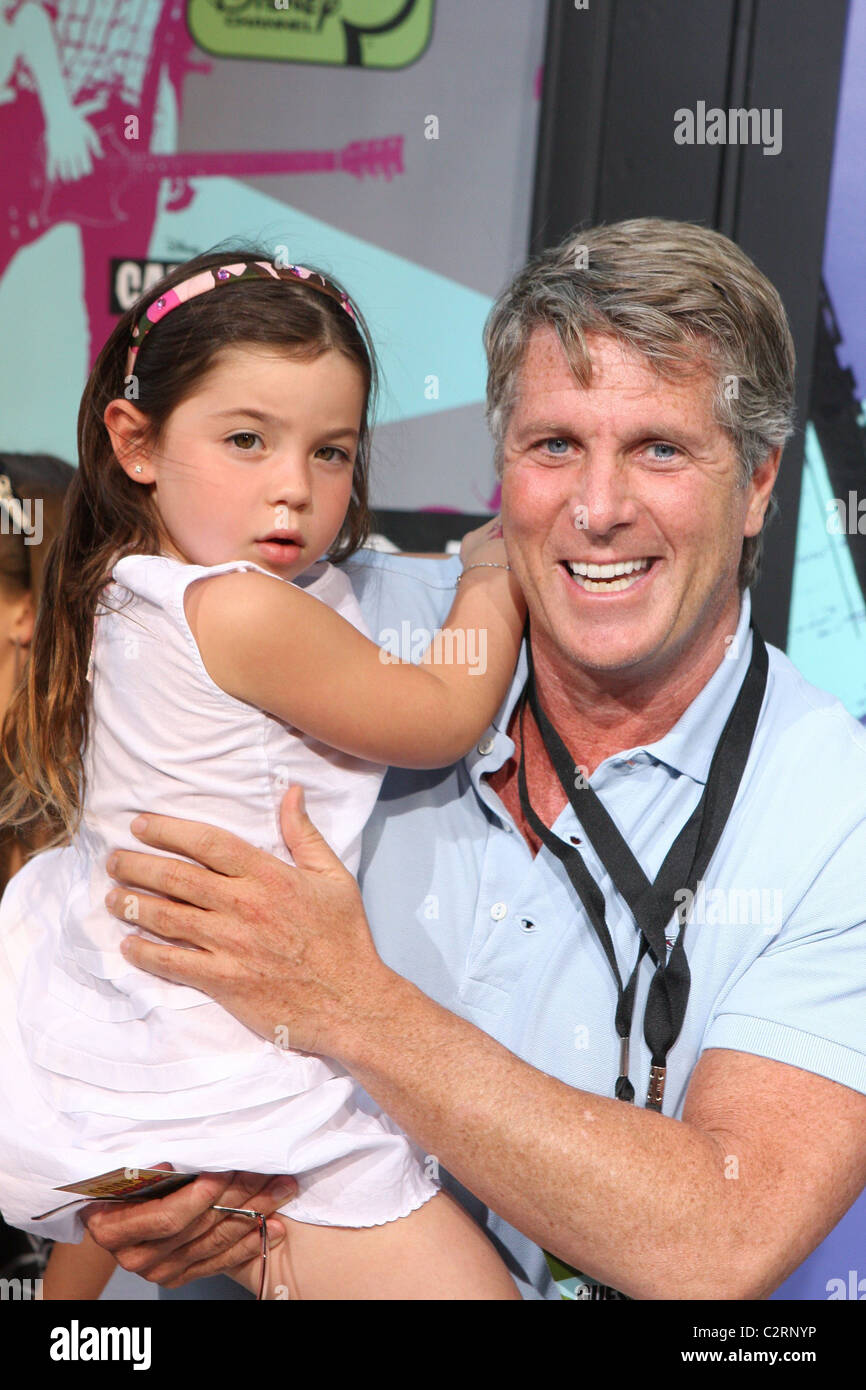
456, 561, 511, 586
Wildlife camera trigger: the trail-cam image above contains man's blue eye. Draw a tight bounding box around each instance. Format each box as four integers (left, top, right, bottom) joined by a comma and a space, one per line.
650, 443, 678, 461
544, 438, 570, 455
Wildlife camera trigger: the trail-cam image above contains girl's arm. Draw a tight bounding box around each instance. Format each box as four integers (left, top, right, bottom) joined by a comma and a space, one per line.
184, 526, 525, 769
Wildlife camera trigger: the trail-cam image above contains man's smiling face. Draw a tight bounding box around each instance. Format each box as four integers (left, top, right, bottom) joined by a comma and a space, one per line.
500, 328, 778, 686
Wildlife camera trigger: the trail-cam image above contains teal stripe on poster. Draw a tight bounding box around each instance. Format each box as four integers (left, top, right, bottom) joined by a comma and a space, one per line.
0, 225, 88, 461
787, 422, 866, 720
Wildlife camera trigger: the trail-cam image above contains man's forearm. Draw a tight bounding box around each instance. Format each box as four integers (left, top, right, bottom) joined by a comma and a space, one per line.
340, 970, 748, 1300
103, 810, 827, 1299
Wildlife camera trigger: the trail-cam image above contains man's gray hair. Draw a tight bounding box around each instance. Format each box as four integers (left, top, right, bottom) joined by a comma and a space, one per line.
484, 218, 797, 590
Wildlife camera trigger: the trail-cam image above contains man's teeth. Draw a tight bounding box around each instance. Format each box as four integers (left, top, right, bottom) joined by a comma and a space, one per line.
565, 558, 652, 592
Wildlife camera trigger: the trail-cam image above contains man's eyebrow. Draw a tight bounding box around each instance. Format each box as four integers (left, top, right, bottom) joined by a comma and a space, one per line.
511, 419, 573, 436
511, 418, 707, 444
210, 408, 358, 438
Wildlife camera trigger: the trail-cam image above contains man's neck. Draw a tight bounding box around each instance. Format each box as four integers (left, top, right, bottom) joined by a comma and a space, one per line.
528, 592, 743, 777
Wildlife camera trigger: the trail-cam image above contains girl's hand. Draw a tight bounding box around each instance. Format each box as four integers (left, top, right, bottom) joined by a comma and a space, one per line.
459, 516, 507, 570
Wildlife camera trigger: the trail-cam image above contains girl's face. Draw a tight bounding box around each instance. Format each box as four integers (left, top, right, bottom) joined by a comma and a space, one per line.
118, 345, 365, 579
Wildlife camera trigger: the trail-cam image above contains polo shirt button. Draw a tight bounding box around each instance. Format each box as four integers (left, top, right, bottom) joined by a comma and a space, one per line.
478, 736, 496, 755
490, 901, 507, 921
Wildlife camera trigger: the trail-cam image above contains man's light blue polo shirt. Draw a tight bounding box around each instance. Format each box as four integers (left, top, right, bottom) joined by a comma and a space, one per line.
343, 548, 866, 1300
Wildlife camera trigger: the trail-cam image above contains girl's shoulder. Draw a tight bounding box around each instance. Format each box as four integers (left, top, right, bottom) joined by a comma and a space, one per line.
108, 552, 281, 613
108, 553, 365, 629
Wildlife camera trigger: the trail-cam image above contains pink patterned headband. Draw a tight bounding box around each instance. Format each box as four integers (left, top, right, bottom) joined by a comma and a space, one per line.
125, 260, 357, 378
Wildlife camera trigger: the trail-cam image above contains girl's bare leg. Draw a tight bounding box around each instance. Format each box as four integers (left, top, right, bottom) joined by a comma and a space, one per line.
230, 1190, 520, 1300
42, 1232, 117, 1300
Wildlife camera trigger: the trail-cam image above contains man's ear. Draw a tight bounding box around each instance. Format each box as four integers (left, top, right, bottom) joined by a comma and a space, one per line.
103, 399, 155, 483
743, 446, 782, 537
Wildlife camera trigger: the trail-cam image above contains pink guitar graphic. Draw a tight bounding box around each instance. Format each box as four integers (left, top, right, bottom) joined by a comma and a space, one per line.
1, 0, 407, 367
33, 122, 405, 232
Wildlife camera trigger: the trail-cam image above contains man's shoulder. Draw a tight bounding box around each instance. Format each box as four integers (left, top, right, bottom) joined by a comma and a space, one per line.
750, 640, 866, 835
339, 548, 462, 639
763, 640, 866, 768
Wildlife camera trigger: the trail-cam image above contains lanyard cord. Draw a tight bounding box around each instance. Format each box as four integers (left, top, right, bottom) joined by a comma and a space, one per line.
516, 620, 769, 1111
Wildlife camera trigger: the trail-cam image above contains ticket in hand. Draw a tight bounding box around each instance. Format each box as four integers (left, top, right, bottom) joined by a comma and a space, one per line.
53, 1166, 200, 1200
32, 1166, 200, 1220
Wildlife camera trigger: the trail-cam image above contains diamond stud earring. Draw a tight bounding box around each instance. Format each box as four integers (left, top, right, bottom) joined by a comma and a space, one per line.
134, 465, 143, 474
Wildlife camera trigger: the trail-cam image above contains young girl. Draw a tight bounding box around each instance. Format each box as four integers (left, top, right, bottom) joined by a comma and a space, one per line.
0, 252, 525, 1300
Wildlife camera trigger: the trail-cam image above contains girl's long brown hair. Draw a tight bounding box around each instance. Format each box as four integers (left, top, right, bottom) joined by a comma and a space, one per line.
0, 453, 75, 882
0, 247, 378, 848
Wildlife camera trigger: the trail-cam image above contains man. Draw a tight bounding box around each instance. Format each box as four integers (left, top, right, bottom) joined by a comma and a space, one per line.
87, 219, 866, 1299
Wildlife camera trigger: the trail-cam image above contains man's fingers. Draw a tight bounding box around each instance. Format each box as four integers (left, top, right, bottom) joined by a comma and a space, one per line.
127, 814, 263, 879
106, 886, 212, 945
117, 1188, 290, 1285
83, 1171, 229, 1251
156, 1218, 287, 1290
106, 848, 231, 913
109, 1204, 224, 1277
225, 1171, 298, 1217
119, 933, 213, 989
83, 1169, 296, 1282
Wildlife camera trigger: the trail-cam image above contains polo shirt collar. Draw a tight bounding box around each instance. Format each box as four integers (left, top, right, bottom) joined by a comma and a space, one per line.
468, 590, 754, 788
640, 590, 753, 784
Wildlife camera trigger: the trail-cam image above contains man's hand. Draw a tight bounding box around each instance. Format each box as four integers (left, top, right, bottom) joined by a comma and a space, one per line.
104, 785, 398, 1059
82, 1167, 297, 1289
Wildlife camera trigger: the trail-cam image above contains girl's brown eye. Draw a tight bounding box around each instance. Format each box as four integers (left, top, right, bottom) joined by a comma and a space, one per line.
231, 433, 258, 450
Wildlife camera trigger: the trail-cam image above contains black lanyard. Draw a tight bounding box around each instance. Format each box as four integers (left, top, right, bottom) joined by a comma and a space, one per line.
516, 619, 769, 1112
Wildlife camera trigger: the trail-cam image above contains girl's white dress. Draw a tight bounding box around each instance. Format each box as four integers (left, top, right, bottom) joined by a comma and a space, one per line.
0, 554, 438, 1242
